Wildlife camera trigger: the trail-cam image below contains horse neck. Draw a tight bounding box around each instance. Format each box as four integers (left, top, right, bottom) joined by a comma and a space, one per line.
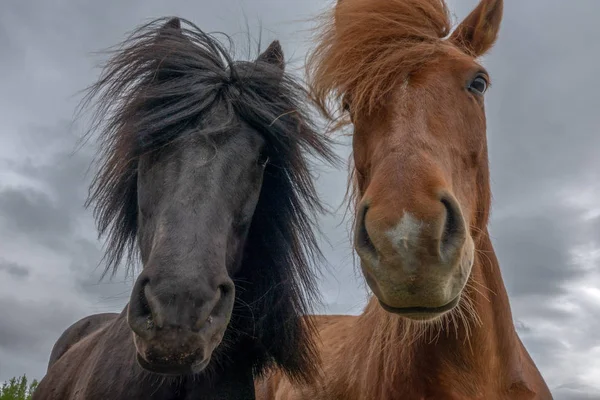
354, 230, 526, 397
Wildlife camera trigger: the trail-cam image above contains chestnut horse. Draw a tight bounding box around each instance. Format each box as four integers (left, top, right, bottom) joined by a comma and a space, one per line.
33, 18, 336, 400
256, 0, 553, 399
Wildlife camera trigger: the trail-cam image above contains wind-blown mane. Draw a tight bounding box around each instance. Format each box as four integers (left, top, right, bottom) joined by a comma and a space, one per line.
79, 17, 336, 384
308, 0, 452, 120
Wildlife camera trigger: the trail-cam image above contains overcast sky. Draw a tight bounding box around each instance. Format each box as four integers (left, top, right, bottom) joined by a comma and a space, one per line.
1, 1, 599, 398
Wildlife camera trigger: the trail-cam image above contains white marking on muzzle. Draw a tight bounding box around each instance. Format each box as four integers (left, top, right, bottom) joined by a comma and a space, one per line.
385, 212, 424, 272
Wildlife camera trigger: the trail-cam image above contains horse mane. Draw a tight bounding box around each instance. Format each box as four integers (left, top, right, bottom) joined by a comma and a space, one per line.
78, 17, 337, 384
307, 0, 452, 120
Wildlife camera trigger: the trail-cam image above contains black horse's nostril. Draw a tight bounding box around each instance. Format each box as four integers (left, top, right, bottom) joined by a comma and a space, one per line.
439, 193, 466, 260
128, 276, 154, 339
354, 203, 378, 259
210, 282, 235, 321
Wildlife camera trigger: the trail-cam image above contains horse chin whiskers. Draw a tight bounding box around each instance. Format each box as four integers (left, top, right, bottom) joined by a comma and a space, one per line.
389, 288, 481, 349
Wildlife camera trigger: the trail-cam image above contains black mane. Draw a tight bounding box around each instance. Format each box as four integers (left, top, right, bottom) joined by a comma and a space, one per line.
79, 17, 337, 384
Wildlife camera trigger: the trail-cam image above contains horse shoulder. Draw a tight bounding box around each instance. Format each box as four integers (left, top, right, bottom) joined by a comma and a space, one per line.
34, 319, 116, 400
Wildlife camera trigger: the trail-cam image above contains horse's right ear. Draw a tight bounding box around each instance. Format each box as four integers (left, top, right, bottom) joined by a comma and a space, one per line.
157, 17, 182, 39
257, 40, 285, 71
449, 0, 503, 56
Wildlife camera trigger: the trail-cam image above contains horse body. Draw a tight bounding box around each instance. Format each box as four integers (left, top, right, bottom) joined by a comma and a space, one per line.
256, 0, 552, 398
34, 17, 334, 400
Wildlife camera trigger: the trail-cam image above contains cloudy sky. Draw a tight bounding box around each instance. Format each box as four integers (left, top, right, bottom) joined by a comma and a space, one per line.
1, 0, 599, 398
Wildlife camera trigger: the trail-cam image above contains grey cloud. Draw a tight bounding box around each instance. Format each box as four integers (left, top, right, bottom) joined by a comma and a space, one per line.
0, 296, 84, 355
0, 187, 73, 240
490, 206, 586, 298
0, 260, 30, 279
484, 0, 600, 207
553, 383, 600, 400
0, 22, 17, 70
0, 121, 95, 246
518, 330, 569, 370
69, 238, 133, 311
0, 295, 90, 382
590, 216, 600, 246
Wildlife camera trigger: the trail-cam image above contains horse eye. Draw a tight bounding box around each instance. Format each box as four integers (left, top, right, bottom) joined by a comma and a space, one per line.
468, 75, 488, 95
342, 95, 352, 113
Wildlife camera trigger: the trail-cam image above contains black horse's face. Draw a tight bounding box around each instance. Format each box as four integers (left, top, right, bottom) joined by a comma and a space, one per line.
127, 122, 267, 375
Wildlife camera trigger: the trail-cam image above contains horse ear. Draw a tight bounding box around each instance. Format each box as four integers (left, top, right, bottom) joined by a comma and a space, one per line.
157, 17, 182, 39
449, 0, 503, 56
257, 40, 285, 71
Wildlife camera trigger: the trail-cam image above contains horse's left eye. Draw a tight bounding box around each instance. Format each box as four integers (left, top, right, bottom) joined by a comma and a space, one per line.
342, 100, 350, 112
342, 94, 352, 113
468, 75, 488, 95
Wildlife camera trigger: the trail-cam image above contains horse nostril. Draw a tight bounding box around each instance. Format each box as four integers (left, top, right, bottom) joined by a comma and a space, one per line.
213, 281, 234, 316
128, 276, 155, 338
439, 193, 466, 260
218, 282, 232, 297
355, 203, 378, 259
192, 280, 235, 332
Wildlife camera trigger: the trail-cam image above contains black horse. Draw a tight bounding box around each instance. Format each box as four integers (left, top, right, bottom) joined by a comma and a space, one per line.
32, 17, 336, 400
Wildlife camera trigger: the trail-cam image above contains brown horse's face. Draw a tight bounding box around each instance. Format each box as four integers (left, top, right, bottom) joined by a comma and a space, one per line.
351, 0, 502, 321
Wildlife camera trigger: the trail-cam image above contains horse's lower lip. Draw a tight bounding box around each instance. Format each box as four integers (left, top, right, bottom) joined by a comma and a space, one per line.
378, 295, 460, 316
136, 353, 201, 376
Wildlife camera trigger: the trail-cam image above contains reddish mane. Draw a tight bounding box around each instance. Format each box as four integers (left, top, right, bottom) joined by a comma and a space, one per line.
308, 0, 452, 119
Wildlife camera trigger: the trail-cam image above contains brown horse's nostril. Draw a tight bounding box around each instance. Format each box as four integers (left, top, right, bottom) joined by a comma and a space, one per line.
439, 193, 466, 261
355, 203, 378, 260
